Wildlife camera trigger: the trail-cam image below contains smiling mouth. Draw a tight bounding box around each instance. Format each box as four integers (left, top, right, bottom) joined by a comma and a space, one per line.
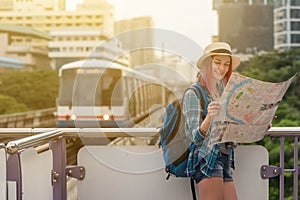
214, 70, 223, 77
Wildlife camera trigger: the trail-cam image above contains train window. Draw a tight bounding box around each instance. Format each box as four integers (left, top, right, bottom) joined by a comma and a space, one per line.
141, 82, 146, 113
102, 76, 113, 90
73, 72, 100, 106
127, 78, 136, 117
59, 67, 123, 107
134, 79, 140, 116
58, 69, 77, 106
98, 69, 123, 106
139, 80, 144, 114
139, 82, 144, 114
146, 84, 151, 110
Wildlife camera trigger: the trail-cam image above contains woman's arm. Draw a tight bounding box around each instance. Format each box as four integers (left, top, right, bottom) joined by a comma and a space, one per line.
183, 90, 206, 143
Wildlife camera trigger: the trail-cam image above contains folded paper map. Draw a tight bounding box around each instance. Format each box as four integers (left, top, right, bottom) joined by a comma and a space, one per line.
208, 73, 296, 145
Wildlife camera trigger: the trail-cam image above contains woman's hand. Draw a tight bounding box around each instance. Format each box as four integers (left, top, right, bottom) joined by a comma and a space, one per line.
267, 116, 277, 130
267, 123, 272, 130
200, 101, 221, 136
207, 101, 221, 118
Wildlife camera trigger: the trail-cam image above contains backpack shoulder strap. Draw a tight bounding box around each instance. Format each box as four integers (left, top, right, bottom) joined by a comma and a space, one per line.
190, 178, 197, 200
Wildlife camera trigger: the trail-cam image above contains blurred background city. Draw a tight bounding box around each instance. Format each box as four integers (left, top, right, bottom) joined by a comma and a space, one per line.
0, 1, 299, 199
0, 0, 291, 71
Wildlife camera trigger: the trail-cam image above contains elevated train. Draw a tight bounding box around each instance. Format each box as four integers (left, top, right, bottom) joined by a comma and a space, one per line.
56, 59, 170, 128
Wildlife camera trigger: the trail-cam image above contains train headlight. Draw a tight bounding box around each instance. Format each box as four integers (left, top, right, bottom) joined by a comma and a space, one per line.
70, 114, 77, 120
103, 114, 110, 121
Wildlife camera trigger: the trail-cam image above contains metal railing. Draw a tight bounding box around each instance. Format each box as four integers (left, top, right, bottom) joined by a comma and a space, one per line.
261, 127, 300, 200
3, 127, 158, 200
0, 127, 299, 200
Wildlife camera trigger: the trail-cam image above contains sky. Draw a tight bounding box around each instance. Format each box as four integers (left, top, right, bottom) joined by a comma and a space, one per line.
66, 0, 218, 48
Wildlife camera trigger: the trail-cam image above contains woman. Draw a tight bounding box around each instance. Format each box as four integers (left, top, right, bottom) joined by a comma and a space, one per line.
183, 42, 241, 200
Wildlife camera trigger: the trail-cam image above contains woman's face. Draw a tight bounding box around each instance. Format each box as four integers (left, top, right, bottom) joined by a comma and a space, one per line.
211, 55, 231, 80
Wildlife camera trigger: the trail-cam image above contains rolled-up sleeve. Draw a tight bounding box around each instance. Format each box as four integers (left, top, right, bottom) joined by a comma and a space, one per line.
183, 89, 206, 144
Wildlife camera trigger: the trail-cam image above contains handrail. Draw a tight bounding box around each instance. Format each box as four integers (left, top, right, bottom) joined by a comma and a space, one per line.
0, 128, 159, 137
1, 127, 300, 139
267, 127, 300, 136
3, 126, 300, 155
4, 128, 159, 153
2, 127, 300, 153
0, 128, 55, 137
0, 127, 159, 137
6, 129, 63, 154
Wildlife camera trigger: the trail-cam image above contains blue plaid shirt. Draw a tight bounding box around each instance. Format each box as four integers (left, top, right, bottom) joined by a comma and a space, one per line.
182, 83, 234, 177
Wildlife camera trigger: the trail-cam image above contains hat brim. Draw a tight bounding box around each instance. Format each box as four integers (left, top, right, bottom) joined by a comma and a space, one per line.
197, 53, 241, 70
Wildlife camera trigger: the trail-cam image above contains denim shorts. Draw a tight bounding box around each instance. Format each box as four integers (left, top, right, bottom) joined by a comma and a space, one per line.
192, 152, 234, 184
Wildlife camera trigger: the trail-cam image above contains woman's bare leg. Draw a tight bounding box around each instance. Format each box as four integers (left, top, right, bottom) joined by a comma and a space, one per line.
224, 181, 238, 200
198, 177, 224, 200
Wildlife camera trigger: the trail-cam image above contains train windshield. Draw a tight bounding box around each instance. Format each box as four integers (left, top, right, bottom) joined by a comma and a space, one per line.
58, 68, 123, 106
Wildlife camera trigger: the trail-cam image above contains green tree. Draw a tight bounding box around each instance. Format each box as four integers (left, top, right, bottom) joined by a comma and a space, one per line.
0, 94, 29, 114
237, 49, 300, 199
0, 69, 59, 111
238, 49, 300, 127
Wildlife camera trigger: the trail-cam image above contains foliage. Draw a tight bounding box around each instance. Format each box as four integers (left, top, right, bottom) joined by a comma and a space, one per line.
237, 48, 300, 199
237, 48, 300, 127
0, 69, 59, 113
0, 94, 29, 114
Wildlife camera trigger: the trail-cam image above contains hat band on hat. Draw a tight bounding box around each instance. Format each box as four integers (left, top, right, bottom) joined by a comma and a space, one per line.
210, 49, 232, 54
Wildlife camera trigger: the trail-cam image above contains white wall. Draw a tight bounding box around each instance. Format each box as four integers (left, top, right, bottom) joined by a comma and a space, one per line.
77, 145, 269, 200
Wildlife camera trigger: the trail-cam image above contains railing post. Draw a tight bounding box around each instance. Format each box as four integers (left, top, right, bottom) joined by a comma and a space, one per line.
294, 137, 298, 200
6, 153, 22, 200
280, 137, 285, 200
50, 138, 67, 200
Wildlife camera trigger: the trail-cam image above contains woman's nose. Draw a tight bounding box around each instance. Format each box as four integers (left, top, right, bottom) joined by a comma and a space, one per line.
218, 64, 225, 71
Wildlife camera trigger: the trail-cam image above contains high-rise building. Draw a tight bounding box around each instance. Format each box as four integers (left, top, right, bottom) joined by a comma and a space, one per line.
16, 0, 65, 11
274, 0, 300, 49
0, 0, 114, 69
213, 0, 274, 54
114, 16, 154, 67
0, 24, 51, 70
1, 0, 13, 11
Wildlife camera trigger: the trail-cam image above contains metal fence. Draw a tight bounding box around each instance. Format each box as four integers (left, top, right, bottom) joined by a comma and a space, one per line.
0, 127, 299, 200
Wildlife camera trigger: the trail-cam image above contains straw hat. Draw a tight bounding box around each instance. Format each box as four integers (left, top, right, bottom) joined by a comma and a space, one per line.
197, 42, 241, 70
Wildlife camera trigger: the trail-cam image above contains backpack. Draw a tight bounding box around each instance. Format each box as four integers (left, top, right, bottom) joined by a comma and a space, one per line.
159, 83, 208, 199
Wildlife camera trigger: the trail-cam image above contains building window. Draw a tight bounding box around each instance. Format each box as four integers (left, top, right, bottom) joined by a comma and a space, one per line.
275, 0, 283, 8
291, 0, 300, 6
18, 53, 26, 57
291, 34, 300, 43
50, 47, 60, 52
291, 21, 300, 30
290, 9, 300, 18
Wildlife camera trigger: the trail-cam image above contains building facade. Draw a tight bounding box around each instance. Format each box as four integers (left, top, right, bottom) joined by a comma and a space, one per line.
0, 0, 115, 69
0, 24, 51, 70
213, 0, 274, 53
114, 16, 154, 67
274, 0, 300, 49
